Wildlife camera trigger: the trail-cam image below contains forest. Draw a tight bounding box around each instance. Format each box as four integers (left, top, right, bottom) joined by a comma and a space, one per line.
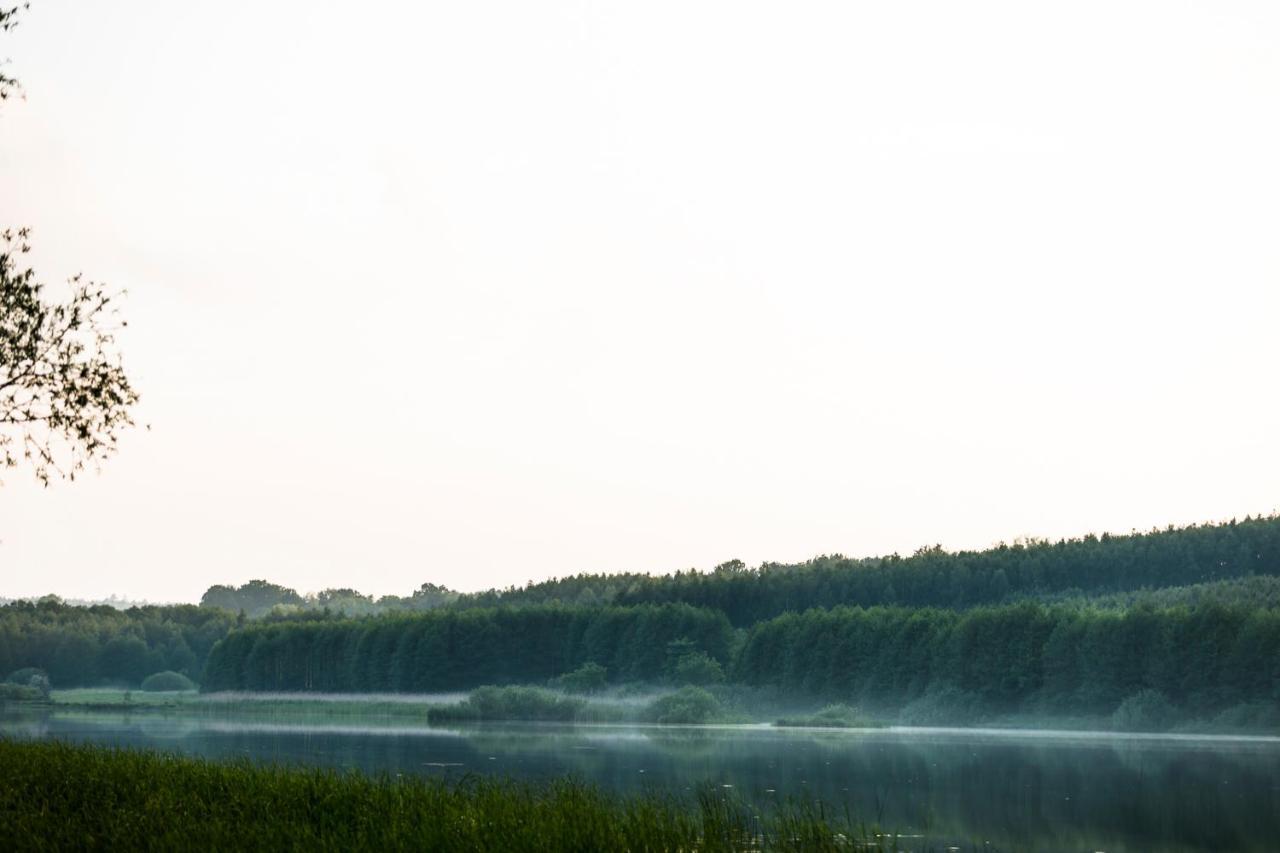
201, 604, 733, 692
3, 516, 1280, 730
0, 598, 234, 687
734, 600, 1280, 721
193, 598, 1279, 726
167, 516, 1280, 624
455, 516, 1280, 625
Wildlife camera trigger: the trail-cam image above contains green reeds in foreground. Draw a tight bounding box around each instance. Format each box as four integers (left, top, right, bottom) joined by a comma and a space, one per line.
0, 738, 906, 852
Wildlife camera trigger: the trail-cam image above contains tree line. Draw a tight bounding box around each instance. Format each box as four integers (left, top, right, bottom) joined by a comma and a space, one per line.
198, 594, 1280, 722
199, 580, 458, 619
201, 604, 734, 692
734, 600, 1280, 718
8, 516, 1280, 699
459, 516, 1280, 626
0, 597, 235, 687
191, 517, 1280, 627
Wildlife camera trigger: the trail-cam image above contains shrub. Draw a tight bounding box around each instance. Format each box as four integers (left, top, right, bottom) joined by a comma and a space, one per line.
5, 668, 50, 699
552, 662, 608, 694
777, 704, 880, 728
898, 684, 987, 726
670, 652, 725, 686
140, 671, 197, 692
0, 683, 43, 702
1211, 702, 1280, 732
642, 687, 722, 724
1111, 689, 1179, 732
5, 667, 48, 685
427, 686, 586, 724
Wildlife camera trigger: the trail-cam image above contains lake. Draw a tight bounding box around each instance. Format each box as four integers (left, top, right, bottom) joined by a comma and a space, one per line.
3, 709, 1278, 851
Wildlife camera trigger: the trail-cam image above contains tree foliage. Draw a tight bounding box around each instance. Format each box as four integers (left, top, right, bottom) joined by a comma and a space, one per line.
193, 518, 1280, 628
11, 515, 1280, 725
552, 661, 607, 694
1111, 688, 1178, 732
641, 686, 721, 724
200, 581, 306, 619
670, 651, 726, 686
448, 517, 1280, 626
0, 597, 232, 687
3, 9, 140, 483
201, 604, 734, 693
734, 600, 1280, 719
199, 579, 460, 619
0, 4, 27, 102
140, 670, 197, 692
1, 229, 139, 483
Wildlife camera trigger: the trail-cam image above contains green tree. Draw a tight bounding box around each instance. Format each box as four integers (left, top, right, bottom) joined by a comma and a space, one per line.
1, 229, 140, 484
2, 8, 139, 484
554, 662, 607, 694
0, 4, 28, 101
670, 652, 725, 686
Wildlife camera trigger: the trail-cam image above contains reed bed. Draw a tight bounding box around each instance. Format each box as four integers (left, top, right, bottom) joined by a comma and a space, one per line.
0, 738, 911, 852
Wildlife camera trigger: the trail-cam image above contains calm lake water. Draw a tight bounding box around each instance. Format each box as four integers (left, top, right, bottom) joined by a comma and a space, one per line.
4, 710, 1279, 852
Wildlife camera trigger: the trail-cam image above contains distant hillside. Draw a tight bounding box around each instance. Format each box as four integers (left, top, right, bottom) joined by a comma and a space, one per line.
1023, 574, 1280, 611
188, 515, 1280, 627
452, 516, 1280, 626
8, 515, 1280, 699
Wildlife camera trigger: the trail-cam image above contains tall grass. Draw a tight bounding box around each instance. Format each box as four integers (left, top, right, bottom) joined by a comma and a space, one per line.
0, 738, 913, 851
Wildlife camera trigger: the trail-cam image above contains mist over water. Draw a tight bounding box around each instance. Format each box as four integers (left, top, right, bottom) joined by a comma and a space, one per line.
5, 710, 1278, 852
198, 692, 470, 705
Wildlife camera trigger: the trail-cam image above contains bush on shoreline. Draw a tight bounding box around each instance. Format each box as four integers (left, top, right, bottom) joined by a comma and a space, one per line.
4, 668, 50, 700
140, 671, 197, 692
1111, 690, 1179, 732
0, 683, 44, 702
427, 686, 591, 724
642, 687, 722, 724
776, 704, 882, 729
897, 685, 987, 727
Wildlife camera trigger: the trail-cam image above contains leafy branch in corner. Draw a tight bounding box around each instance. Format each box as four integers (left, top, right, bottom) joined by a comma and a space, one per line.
1, 228, 140, 485
0, 4, 29, 102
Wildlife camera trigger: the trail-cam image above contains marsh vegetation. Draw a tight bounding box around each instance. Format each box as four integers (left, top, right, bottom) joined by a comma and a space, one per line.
0, 739, 903, 852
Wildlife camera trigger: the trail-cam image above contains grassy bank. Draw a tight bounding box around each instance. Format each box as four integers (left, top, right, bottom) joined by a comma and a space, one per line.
0, 738, 907, 852
49, 688, 202, 710
47, 689, 466, 719
41, 685, 1280, 736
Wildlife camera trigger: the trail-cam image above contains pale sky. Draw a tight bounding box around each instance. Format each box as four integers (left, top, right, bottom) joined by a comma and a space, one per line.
1, 1, 1277, 603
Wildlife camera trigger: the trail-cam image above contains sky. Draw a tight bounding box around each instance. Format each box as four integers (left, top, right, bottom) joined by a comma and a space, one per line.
1, 1, 1278, 603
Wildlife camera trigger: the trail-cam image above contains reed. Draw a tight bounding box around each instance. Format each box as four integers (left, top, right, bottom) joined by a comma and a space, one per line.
0, 738, 913, 851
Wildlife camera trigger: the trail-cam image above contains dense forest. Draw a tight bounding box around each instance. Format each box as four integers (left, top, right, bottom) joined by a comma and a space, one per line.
178, 516, 1280, 624
735, 600, 1280, 719
0, 598, 235, 686
201, 604, 733, 692
454, 516, 1280, 626
197, 597, 1279, 723
4, 516, 1280, 723
199, 580, 458, 619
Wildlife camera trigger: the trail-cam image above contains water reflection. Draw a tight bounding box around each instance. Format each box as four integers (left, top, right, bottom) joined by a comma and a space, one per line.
3, 710, 1277, 852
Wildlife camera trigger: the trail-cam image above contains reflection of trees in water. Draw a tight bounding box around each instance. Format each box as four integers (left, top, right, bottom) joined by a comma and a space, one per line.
135, 716, 201, 740
769, 734, 1280, 851
0, 709, 52, 740
450, 727, 1280, 850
